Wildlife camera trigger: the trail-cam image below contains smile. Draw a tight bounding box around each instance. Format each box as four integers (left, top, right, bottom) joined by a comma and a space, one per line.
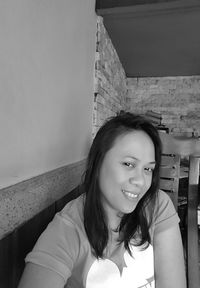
122, 190, 139, 199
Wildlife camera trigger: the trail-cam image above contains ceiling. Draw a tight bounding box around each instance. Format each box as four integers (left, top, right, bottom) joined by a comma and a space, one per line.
96, 0, 200, 77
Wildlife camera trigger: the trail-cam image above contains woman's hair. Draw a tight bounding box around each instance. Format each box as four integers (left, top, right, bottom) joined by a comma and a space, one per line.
83, 111, 162, 258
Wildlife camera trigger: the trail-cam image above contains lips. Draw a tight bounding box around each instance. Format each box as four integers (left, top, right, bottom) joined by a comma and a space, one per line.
122, 189, 139, 199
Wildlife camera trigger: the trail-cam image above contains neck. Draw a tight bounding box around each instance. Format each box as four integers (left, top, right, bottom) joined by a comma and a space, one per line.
107, 212, 123, 233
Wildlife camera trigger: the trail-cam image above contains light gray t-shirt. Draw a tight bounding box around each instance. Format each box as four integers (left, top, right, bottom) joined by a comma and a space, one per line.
25, 190, 179, 288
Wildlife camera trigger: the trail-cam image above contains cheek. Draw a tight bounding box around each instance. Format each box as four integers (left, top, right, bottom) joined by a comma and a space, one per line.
101, 162, 121, 183
99, 166, 123, 197
101, 168, 120, 189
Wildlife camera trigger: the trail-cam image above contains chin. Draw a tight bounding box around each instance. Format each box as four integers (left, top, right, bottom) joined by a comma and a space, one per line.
122, 204, 137, 214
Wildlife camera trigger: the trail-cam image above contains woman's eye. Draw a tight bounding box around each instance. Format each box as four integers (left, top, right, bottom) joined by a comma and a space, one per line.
145, 167, 154, 173
123, 162, 135, 168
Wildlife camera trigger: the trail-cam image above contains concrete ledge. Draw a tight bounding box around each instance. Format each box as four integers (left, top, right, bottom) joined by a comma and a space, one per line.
0, 159, 86, 240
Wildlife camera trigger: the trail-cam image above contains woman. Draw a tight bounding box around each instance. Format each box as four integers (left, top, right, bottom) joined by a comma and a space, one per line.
18, 112, 186, 288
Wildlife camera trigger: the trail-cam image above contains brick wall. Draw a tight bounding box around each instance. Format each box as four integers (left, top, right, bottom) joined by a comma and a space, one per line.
127, 76, 200, 136
94, 19, 200, 137
93, 17, 128, 137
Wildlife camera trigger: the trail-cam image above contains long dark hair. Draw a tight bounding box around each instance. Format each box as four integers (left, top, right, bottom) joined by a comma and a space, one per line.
83, 111, 162, 258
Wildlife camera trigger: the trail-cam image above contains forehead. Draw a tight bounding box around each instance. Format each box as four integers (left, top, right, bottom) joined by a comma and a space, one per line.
108, 130, 155, 160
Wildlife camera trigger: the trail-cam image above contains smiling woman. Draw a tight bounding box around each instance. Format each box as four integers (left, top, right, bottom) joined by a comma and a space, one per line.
99, 130, 155, 226
18, 112, 186, 288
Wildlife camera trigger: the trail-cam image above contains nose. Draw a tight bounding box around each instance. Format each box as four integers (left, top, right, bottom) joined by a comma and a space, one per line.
129, 169, 144, 186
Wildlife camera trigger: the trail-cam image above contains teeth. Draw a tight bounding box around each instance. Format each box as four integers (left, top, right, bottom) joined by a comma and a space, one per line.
123, 190, 138, 198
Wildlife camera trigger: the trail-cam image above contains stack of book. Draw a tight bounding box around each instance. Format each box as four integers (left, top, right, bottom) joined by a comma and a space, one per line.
145, 110, 169, 133
145, 110, 162, 126
178, 196, 188, 206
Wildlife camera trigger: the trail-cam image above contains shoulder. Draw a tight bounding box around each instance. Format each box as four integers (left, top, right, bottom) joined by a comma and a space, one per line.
148, 190, 179, 238
25, 194, 88, 282
155, 189, 175, 212
59, 193, 85, 225
44, 193, 86, 243
30, 194, 86, 260
154, 189, 177, 217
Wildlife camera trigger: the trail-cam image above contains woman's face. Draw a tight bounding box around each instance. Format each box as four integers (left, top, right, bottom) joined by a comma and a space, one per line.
99, 130, 156, 229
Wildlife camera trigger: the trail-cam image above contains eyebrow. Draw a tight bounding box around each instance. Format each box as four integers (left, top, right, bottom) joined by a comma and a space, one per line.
126, 156, 156, 165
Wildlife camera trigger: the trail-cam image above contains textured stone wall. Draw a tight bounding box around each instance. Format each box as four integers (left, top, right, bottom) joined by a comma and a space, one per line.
0, 159, 86, 239
94, 18, 200, 137
93, 17, 128, 137
127, 76, 200, 136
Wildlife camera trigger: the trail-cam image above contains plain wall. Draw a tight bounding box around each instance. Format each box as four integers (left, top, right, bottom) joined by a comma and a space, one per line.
0, 0, 96, 189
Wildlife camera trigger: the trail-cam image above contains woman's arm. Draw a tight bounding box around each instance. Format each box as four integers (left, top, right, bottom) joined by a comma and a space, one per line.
18, 263, 65, 288
154, 223, 186, 288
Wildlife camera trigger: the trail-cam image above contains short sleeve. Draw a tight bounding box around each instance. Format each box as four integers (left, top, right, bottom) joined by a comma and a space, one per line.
25, 213, 80, 283
150, 190, 180, 239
